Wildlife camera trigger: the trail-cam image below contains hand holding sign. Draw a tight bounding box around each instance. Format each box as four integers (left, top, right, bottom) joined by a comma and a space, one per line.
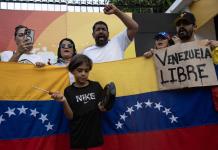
153, 40, 218, 90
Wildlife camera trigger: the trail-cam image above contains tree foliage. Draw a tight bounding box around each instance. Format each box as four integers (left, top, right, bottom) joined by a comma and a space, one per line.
108, 0, 175, 13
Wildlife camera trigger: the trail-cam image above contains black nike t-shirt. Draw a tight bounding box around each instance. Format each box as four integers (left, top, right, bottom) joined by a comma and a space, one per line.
64, 80, 104, 149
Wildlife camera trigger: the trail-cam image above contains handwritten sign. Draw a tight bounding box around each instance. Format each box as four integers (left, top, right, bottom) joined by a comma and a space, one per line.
153, 41, 218, 90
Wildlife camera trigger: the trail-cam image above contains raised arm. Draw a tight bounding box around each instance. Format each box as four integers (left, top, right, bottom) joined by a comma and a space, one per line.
103, 4, 138, 41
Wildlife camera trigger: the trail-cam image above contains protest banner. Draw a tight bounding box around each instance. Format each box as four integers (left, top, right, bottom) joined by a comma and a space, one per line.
153, 41, 218, 90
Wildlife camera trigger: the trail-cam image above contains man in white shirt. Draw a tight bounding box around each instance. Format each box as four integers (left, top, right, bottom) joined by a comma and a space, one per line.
1, 25, 44, 66
83, 4, 138, 63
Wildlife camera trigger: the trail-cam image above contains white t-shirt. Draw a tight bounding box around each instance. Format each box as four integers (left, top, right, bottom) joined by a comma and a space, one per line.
0, 51, 44, 64
83, 30, 131, 63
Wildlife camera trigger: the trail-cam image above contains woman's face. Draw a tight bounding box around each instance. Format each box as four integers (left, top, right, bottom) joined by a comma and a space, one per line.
155, 38, 169, 49
15, 27, 26, 44
60, 40, 75, 60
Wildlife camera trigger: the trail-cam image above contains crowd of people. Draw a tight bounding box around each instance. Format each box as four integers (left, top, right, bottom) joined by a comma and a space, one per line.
0, 4, 218, 150
144, 12, 218, 58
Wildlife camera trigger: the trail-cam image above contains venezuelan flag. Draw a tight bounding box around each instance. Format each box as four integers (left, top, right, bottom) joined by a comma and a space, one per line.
89, 57, 218, 150
1, 57, 218, 150
0, 62, 70, 150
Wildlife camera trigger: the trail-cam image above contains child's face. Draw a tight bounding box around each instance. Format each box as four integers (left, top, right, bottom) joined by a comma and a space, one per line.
72, 63, 90, 85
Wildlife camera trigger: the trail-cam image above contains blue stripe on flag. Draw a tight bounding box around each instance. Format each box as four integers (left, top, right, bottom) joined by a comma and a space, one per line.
0, 100, 68, 140
102, 87, 218, 135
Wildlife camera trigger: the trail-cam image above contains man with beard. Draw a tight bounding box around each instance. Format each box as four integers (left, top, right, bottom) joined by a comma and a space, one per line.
175, 12, 218, 48
83, 4, 138, 63
176, 12, 218, 111
175, 12, 197, 43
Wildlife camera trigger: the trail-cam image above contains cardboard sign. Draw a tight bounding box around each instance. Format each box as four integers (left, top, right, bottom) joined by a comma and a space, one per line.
153, 41, 218, 90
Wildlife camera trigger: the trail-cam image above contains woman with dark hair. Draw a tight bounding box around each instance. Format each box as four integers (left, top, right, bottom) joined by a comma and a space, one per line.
55, 38, 77, 66
54, 38, 77, 84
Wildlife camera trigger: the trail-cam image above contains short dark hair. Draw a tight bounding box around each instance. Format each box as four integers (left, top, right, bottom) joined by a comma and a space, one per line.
68, 54, 93, 72
57, 38, 77, 60
92, 21, 108, 32
14, 25, 28, 38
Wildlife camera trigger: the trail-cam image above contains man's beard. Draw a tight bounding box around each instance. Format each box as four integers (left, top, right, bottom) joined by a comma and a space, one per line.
178, 27, 193, 41
95, 36, 108, 47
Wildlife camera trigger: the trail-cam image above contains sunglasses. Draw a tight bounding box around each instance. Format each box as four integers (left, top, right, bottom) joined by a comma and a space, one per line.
61, 44, 73, 49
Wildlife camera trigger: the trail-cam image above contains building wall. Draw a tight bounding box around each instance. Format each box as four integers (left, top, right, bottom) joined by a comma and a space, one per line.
195, 18, 217, 40
133, 13, 177, 57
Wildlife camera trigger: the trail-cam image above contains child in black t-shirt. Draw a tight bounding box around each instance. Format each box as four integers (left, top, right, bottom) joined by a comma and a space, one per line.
50, 54, 106, 150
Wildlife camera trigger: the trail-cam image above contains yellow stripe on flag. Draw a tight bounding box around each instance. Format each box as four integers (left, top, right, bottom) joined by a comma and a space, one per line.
0, 62, 69, 101
0, 57, 158, 100
90, 57, 158, 97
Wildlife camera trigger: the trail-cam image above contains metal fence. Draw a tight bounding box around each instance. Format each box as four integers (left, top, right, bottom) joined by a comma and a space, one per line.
0, 0, 109, 12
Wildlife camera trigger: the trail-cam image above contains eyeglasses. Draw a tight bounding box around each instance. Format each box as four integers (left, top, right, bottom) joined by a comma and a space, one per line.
61, 44, 73, 49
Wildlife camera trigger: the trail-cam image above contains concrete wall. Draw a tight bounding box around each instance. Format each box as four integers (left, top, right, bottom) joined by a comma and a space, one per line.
195, 18, 217, 40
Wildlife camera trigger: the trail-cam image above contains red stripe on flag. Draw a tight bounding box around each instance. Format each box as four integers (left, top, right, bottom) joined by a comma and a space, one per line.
100, 124, 218, 150
0, 134, 70, 150
1, 125, 218, 150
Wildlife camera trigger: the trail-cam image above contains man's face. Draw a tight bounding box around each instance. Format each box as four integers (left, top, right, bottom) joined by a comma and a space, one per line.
15, 27, 26, 45
176, 20, 195, 42
92, 24, 109, 47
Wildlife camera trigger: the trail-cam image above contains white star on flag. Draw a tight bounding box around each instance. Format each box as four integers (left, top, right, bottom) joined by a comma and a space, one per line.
0, 115, 5, 125
154, 102, 163, 111
115, 121, 123, 129
30, 108, 39, 117
169, 115, 178, 123
163, 108, 171, 115
120, 113, 127, 121
126, 107, 134, 115
39, 114, 48, 124
17, 105, 28, 115
134, 101, 143, 110
5, 107, 16, 117
144, 99, 153, 108
45, 122, 54, 131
